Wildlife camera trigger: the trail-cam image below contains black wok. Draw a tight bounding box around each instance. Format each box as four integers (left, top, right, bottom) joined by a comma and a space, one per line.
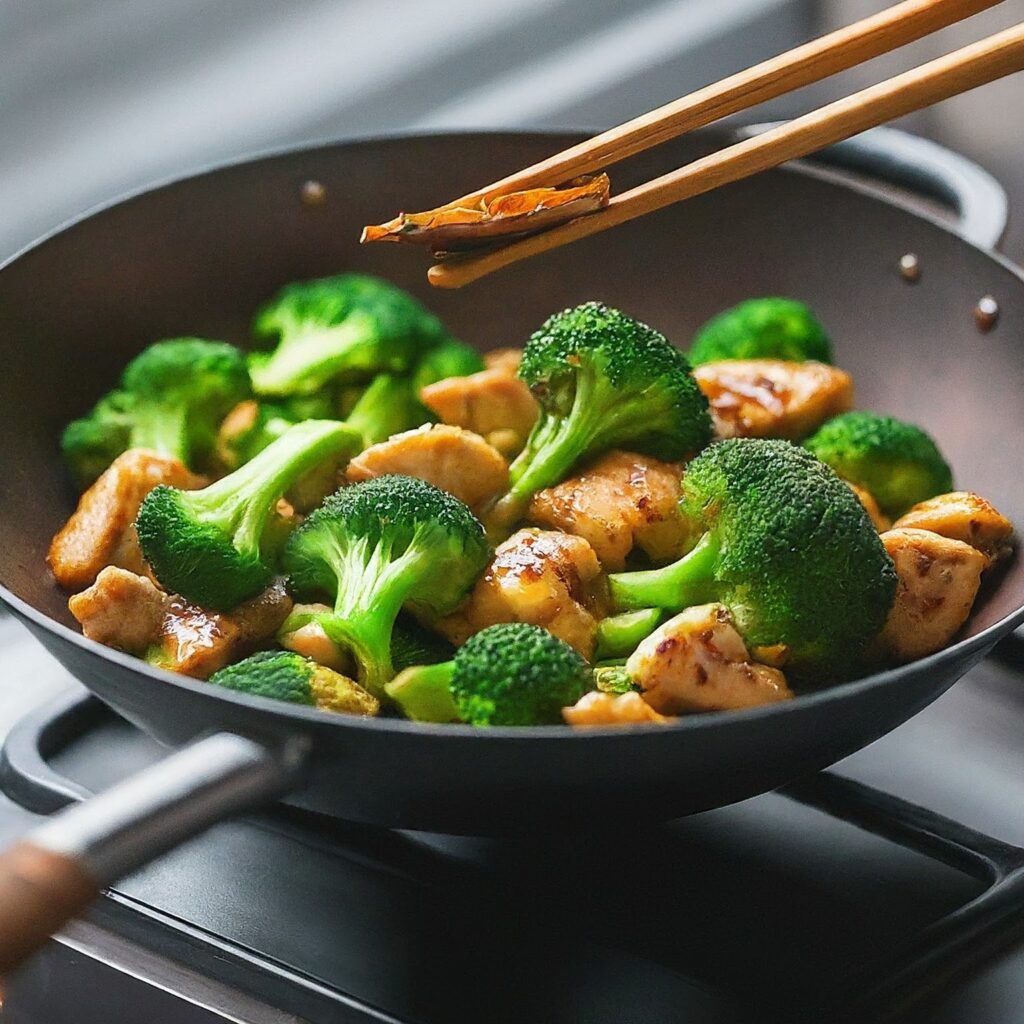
0, 128, 1022, 970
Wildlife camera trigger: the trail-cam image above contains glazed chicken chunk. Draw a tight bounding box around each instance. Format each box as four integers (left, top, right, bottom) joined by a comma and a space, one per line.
420, 349, 538, 456
48, 449, 204, 591
563, 690, 671, 726
694, 359, 853, 440
346, 424, 508, 509
893, 491, 1014, 564
69, 569, 293, 679
439, 528, 604, 659
528, 451, 688, 571
626, 603, 793, 715
876, 528, 987, 662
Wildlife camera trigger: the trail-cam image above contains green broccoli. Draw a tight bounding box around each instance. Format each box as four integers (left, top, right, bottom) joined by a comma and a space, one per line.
209, 650, 378, 716
136, 419, 360, 610
688, 298, 832, 366
803, 411, 953, 518
385, 622, 591, 726
490, 302, 712, 528
607, 438, 897, 681
61, 338, 250, 486
248, 274, 450, 396
282, 475, 489, 696
594, 607, 665, 660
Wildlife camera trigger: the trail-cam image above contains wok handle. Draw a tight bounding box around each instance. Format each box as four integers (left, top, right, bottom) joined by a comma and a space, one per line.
739, 123, 1008, 251
0, 731, 305, 975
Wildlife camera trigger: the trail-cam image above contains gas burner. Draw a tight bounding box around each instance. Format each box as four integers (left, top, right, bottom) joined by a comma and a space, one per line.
3, 645, 1024, 1024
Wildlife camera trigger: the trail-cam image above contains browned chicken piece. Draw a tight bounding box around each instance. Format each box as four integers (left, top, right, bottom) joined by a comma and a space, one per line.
876, 528, 987, 663
694, 359, 853, 440
420, 364, 538, 457
563, 690, 672, 726
68, 566, 170, 654
346, 424, 508, 508
439, 528, 605, 659
279, 603, 352, 674
847, 481, 891, 532
893, 492, 1014, 564
48, 449, 205, 592
528, 451, 687, 571
483, 347, 523, 374
626, 604, 793, 714
150, 578, 294, 679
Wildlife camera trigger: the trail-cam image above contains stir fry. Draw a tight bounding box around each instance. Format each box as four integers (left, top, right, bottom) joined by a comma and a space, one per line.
50, 274, 1016, 727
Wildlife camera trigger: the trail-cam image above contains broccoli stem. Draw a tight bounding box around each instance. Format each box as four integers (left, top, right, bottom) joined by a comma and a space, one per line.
345, 373, 427, 447
385, 661, 458, 722
189, 420, 355, 552
316, 536, 437, 696
128, 403, 189, 460
607, 532, 721, 611
250, 314, 379, 395
595, 607, 664, 659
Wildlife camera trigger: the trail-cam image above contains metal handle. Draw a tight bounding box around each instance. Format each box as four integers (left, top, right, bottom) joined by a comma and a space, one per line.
0, 730, 305, 974
739, 123, 1009, 251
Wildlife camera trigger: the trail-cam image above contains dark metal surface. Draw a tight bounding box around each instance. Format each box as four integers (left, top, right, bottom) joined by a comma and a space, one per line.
0, 130, 1022, 834
9, 687, 1024, 1022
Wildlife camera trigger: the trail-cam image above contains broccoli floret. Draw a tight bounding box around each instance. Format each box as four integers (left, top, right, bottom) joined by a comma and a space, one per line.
688, 298, 833, 365
804, 411, 953, 518
248, 274, 450, 396
209, 650, 378, 716
282, 475, 489, 696
61, 391, 136, 489
385, 622, 591, 726
490, 302, 711, 527
61, 339, 250, 486
607, 438, 897, 681
136, 420, 360, 610
411, 336, 485, 390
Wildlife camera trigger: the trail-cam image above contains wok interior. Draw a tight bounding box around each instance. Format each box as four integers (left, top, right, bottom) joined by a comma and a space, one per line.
1, 131, 1022, 646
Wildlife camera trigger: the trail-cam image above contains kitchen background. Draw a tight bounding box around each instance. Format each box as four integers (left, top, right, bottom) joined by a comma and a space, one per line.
1, 0, 1022, 727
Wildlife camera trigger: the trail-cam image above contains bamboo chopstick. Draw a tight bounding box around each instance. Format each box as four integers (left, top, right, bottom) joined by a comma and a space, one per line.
440, 0, 1002, 209
429, 21, 1024, 289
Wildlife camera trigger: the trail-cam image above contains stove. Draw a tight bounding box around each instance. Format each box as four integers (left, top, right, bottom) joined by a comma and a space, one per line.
2, 620, 1024, 1024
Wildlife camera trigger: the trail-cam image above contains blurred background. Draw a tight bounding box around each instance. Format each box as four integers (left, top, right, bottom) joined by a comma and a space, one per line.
2, 0, 1023, 264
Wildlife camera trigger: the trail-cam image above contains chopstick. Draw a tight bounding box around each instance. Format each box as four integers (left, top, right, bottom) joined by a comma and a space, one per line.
429, 20, 1024, 289
442, 0, 1003, 209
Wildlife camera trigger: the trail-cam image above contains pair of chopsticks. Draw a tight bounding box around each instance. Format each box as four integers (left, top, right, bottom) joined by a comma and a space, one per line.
424, 0, 1024, 289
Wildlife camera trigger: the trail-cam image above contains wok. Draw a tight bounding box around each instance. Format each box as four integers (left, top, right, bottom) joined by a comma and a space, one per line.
0, 127, 1022, 971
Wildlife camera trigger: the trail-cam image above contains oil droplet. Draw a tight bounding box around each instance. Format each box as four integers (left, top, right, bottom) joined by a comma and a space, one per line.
898, 253, 920, 283
974, 295, 999, 332
300, 180, 327, 206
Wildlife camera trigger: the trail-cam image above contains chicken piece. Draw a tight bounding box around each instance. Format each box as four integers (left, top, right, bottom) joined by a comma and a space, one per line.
48, 449, 204, 591
483, 347, 524, 374
893, 492, 1014, 564
279, 603, 352, 673
68, 567, 170, 654
877, 528, 987, 662
694, 359, 853, 440
420, 363, 538, 456
563, 690, 672, 726
439, 528, 604, 659
627, 603, 793, 714
153, 578, 293, 679
847, 481, 890, 532
528, 451, 687, 571
346, 424, 508, 508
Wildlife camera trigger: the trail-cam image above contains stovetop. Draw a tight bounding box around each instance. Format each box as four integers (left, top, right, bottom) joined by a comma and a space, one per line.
2, 616, 1024, 1024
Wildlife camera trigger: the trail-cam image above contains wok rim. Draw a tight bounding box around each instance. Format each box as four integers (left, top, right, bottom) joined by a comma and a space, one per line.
3, 127, 1023, 742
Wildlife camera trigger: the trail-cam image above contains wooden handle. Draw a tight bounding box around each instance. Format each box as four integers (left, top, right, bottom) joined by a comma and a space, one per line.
442, 0, 1002, 208
430, 21, 1024, 288
0, 841, 98, 975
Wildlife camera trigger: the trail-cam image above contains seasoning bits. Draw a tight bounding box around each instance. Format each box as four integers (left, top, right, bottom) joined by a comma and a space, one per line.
300, 180, 328, 207
974, 295, 999, 332
898, 253, 921, 283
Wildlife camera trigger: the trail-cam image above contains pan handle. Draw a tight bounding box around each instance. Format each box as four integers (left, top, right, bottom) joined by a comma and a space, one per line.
0, 730, 305, 975
738, 123, 1009, 252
